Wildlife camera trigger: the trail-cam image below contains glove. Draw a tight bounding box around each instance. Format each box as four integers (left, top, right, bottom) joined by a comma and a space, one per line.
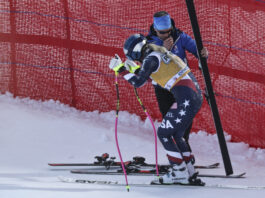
109, 54, 124, 72
124, 59, 140, 73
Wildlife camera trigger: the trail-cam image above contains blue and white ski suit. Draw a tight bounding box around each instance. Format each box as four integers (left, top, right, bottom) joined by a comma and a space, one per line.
123, 50, 203, 165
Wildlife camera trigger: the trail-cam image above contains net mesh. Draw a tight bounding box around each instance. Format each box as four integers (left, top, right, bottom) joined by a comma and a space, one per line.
0, 0, 264, 147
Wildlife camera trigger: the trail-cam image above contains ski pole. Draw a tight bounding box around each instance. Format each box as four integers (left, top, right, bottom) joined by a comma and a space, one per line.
133, 88, 159, 177
114, 71, 130, 192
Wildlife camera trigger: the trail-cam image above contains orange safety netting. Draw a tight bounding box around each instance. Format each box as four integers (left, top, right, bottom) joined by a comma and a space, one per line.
0, 0, 265, 148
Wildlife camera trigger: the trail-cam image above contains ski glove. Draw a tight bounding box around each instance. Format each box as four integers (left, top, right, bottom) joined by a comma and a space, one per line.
124, 59, 140, 73
109, 54, 124, 72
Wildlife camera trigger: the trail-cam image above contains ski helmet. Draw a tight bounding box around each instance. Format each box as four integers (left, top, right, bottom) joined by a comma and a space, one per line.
123, 34, 147, 61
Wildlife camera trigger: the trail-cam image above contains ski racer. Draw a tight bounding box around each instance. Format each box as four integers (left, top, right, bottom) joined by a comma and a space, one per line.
146, 11, 208, 154
108, 34, 204, 185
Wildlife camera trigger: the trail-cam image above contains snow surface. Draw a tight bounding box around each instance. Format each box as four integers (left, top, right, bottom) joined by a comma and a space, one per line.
0, 92, 265, 198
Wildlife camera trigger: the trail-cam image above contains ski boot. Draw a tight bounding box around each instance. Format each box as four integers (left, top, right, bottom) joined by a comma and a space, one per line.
154, 162, 190, 184
186, 161, 205, 186
188, 172, 205, 186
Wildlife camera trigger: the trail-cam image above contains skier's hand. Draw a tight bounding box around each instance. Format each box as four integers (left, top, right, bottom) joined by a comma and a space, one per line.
109, 54, 124, 72
124, 59, 140, 73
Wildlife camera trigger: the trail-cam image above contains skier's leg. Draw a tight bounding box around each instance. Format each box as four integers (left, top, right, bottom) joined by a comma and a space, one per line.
157, 104, 190, 184
157, 126, 189, 184
157, 123, 184, 166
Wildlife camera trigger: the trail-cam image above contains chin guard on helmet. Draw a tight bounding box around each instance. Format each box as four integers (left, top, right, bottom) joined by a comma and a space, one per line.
123, 34, 147, 61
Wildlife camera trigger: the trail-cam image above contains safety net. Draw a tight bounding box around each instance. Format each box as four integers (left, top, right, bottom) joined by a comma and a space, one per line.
0, 0, 264, 148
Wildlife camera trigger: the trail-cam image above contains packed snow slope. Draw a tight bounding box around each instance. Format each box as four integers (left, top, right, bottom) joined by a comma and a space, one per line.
0, 93, 265, 198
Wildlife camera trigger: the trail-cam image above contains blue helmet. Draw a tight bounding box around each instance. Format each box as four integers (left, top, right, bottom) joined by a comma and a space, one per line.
123, 34, 147, 61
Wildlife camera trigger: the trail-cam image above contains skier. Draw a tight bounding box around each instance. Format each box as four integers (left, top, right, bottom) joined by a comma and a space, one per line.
109, 34, 204, 185
146, 11, 208, 155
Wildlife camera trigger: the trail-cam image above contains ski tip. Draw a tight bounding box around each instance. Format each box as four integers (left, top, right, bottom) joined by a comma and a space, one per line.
238, 172, 247, 177
48, 163, 60, 166
227, 172, 246, 177
198, 172, 246, 178
58, 176, 74, 183
48, 163, 65, 166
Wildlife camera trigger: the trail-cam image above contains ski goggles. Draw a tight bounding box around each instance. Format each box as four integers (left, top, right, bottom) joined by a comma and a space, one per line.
158, 29, 172, 35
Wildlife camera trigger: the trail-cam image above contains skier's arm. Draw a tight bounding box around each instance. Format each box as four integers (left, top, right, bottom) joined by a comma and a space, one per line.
123, 56, 159, 88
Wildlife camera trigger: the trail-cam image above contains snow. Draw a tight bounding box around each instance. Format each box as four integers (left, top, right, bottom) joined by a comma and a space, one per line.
0, 92, 265, 198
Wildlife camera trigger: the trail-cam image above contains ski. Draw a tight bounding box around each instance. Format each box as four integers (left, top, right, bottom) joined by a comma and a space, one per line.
194, 162, 219, 169
198, 172, 246, 178
48, 153, 219, 169
58, 176, 264, 190
70, 169, 246, 178
48, 153, 119, 168
49, 162, 219, 169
